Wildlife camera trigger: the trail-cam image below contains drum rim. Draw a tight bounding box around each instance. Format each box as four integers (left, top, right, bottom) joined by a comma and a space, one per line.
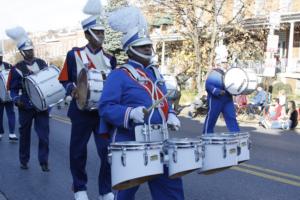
166, 138, 202, 146
110, 141, 163, 150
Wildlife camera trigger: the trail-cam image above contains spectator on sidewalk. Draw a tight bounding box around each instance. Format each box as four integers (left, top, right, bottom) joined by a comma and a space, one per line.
261, 100, 298, 130
247, 86, 267, 116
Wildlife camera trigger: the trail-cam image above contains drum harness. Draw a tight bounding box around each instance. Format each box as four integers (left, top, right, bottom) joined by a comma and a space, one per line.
111, 64, 169, 143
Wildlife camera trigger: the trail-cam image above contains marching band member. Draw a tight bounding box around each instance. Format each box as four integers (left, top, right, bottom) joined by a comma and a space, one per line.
0, 43, 17, 141
6, 26, 50, 171
99, 7, 184, 200
58, 0, 116, 199
203, 44, 240, 134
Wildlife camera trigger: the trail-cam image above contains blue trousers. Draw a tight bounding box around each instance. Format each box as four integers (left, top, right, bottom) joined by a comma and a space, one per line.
113, 132, 185, 200
69, 114, 111, 195
18, 109, 49, 165
0, 101, 15, 134
203, 96, 240, 134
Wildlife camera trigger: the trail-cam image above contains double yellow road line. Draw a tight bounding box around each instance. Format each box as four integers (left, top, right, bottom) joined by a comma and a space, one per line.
51, 114, 300, 188
232, 163, 300, 187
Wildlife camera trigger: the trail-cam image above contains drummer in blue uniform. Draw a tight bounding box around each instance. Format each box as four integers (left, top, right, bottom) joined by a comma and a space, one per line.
99, 6, 184, 200
6, 26, 50, 171
58, 0, 116, 199
203, 44, 240, 134
0, 45, 17, 141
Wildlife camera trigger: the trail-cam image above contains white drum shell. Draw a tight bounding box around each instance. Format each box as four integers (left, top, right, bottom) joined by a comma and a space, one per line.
110, 142, 164, 189
25, 65, 65, 111
200, 135, 238, 172
224, 68, 257, 95
0, 70, 11, 102
77, 69, 104, 110
167, 138, 203, 177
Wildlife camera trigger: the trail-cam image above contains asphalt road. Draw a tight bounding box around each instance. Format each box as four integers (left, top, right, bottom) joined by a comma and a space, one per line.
0, 106, 300, 200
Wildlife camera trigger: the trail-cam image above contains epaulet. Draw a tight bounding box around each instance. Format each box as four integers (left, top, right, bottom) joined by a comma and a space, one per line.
3, 62, 12, 68
72, 46, 85, 51
102, 50, 113, 59
14, 61, 24, 68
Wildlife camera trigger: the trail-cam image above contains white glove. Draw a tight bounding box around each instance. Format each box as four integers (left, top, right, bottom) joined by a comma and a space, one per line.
167, 113, 181, 131
129, 106, 146, 123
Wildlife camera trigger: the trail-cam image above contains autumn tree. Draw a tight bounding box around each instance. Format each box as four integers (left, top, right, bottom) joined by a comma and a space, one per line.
139, 0, 267, 94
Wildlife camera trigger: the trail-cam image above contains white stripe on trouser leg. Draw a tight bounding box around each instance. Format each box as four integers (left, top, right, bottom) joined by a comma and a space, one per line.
204, 98, 213, 134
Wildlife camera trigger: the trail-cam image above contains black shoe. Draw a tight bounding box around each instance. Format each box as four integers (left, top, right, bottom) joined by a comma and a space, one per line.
41, 164, 50, 172
20, 163, 28, 170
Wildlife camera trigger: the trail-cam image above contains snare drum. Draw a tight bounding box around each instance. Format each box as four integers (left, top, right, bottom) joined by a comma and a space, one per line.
109, 141, 164, 190
166, 138, 202, 178
0, 70, 11, 102
134, 124, 169, 142
25, 65, 65, 111
224, 67, 257, 95
199, 134, 238, 173
76, 68, 106, 110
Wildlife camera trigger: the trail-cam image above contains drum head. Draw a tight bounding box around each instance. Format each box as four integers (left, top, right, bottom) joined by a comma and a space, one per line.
224, 68, 247, 95
76, 69, 88, 110
25, 78, 45, 110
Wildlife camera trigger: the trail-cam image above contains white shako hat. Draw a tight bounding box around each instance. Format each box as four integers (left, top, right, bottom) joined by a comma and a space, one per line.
5, 26, 33, 51
215, 44, 228, 64
81, 0, 105, 31
108, 6, 152, 51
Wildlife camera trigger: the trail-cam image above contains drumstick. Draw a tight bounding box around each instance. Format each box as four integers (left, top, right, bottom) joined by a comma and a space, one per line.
143, 91, 172, 115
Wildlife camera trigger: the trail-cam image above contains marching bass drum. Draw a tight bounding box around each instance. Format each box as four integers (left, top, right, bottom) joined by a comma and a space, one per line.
25, 65, 65, 111
0, 70, 12, 102
224, 67, 257, 95
76, 68, 107, 110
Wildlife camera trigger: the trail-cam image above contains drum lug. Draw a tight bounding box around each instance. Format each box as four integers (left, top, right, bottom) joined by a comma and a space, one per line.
237, 145, 241, 156
143, 149, 149, 166
121, 147, 126, 167
107, 147, 112, 165
248, 139, 252, 150
172, 147, 178, 163
201, 145, 206, 158
194, 145, 200, 162
160, 151, 165, 163
223, 144, 227, 158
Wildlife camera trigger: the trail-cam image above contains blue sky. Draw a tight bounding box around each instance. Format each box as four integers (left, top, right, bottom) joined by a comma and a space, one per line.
0, 0, 107, 38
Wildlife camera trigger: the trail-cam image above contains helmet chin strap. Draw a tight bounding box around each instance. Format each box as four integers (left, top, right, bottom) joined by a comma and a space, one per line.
88, 29, 104, 44
129, 46, 155, 61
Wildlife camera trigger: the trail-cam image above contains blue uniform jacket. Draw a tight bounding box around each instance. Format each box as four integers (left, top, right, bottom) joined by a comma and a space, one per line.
8, 58, 47, 110
99, 60, 173, 140
205, 68, 231, 100
0, 61, 12, 70
58, 45, 117, 118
